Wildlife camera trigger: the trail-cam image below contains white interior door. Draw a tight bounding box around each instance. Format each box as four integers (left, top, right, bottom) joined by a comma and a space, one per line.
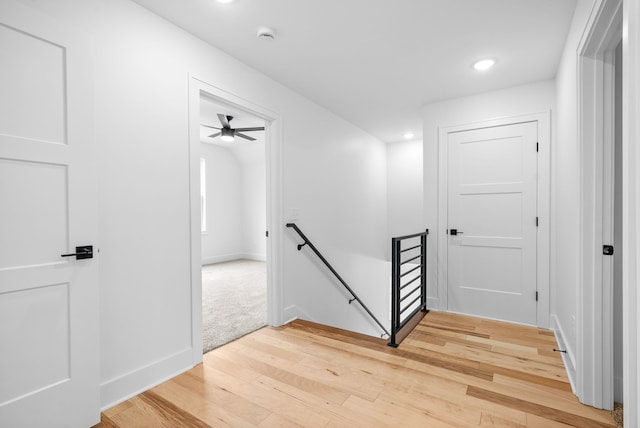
447, 121, 538, 325
0, 2, 99, 426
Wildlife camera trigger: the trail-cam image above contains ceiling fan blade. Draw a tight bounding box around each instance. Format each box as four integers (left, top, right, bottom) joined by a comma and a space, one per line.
201, 124, 220, 130
208, 132, 221, 138
217, 114, 231, 128
235, 132, 256, 141
234, 127, 265, 132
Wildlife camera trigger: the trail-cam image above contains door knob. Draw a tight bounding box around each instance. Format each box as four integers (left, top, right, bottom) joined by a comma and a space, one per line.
61, 245, 93, 260
450, 229, 464, 236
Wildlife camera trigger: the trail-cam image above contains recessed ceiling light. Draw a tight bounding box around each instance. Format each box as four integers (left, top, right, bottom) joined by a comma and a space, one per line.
473, 58, 496, 71
403, 132, 415, 139
216, 0, 235, 3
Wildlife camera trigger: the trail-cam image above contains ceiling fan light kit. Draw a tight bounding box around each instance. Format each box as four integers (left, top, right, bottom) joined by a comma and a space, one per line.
220, 127, 235, 142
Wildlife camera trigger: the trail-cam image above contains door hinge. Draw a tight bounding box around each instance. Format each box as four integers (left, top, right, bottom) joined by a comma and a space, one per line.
265, 230, 269, 237
536, 142, 539, 152
535, 291, 539, 301
536, 217, 539, 227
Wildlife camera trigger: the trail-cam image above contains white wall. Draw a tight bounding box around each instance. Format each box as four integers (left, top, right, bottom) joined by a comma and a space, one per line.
200, 143, 244, 264
552, 0, 597, 383
200, 142, 266, 264
386, 139, 424, 247
283, 106, 389, 337
20, 0, 388, 409
422, 80, 556, 310
236, 143, 267, 261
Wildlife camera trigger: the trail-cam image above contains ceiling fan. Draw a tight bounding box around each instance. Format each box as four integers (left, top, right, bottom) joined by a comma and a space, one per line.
201, 114, 264, 142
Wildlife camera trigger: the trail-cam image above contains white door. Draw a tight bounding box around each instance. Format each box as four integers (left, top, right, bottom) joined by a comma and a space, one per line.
447, 121, 537, 325
0, 2, 99, 427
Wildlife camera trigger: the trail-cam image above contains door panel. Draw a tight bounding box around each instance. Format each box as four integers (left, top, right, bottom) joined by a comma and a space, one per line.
447, 122, 537, 325
0, 159, 68, 269
0, 1, 99, 426
0, 283, 70, 405
0, 22, 66, 144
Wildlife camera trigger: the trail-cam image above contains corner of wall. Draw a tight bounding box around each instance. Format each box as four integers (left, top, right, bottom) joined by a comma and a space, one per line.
201, 253, 245, 265
551, 314, 577, 394
100, 348, 193, 412
283, 304, 313, 325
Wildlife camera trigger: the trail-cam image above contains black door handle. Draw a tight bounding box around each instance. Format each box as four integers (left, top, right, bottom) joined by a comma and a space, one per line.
61, 245, 93, 260
450, 229, 464, 236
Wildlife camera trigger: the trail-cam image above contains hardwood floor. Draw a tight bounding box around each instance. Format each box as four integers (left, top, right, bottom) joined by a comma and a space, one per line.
94, 312, 616, 427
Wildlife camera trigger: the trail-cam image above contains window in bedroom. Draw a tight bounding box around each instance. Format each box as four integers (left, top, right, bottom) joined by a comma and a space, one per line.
200, 157, 206, 233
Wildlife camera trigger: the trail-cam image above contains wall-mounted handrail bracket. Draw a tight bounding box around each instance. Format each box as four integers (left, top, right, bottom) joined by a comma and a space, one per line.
286, 222, 390, 338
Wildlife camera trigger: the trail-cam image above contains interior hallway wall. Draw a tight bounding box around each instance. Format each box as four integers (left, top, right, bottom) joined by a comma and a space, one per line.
283, 113, 389, 337
386, 139, 424, 248
20, 0, 389, 409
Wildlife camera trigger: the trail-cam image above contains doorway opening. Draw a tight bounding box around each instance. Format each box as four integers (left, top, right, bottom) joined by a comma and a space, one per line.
188, 76, 284, 364
199, 96, 267, 353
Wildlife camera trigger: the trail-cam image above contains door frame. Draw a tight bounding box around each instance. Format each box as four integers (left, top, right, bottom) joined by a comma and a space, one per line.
576, 0, 621, 410
437, 112, 551, 328
187, 76, 283, 364
622, 0, 640, 423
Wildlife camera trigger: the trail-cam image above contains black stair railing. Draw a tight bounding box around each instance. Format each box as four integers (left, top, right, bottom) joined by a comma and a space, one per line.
286, 223, 390, 338
388, 229, 429, 347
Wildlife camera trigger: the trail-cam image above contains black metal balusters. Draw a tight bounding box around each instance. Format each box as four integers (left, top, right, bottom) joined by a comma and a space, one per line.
388, 230, 429, 347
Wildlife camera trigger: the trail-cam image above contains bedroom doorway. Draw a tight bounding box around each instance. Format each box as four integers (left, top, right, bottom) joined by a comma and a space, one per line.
199, 96, 268, 353
188, 76, 284, 364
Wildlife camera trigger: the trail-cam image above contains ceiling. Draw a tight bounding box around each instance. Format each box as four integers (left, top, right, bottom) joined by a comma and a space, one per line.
133, 0, 576, 143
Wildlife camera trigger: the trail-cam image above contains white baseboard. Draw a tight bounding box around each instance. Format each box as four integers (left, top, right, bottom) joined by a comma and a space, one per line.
551, 314, 577, 395
426, 296, 439, 310
202, 253, 266, 265
242, 253, 267, 262
201, 253, 243, 265
100, 348, 193, 412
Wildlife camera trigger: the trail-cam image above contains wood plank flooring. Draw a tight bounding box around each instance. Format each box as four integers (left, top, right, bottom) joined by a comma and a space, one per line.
94, 312, 616, 427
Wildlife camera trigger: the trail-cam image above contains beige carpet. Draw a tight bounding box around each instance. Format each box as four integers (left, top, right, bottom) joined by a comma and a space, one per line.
202, 259, 267, 354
